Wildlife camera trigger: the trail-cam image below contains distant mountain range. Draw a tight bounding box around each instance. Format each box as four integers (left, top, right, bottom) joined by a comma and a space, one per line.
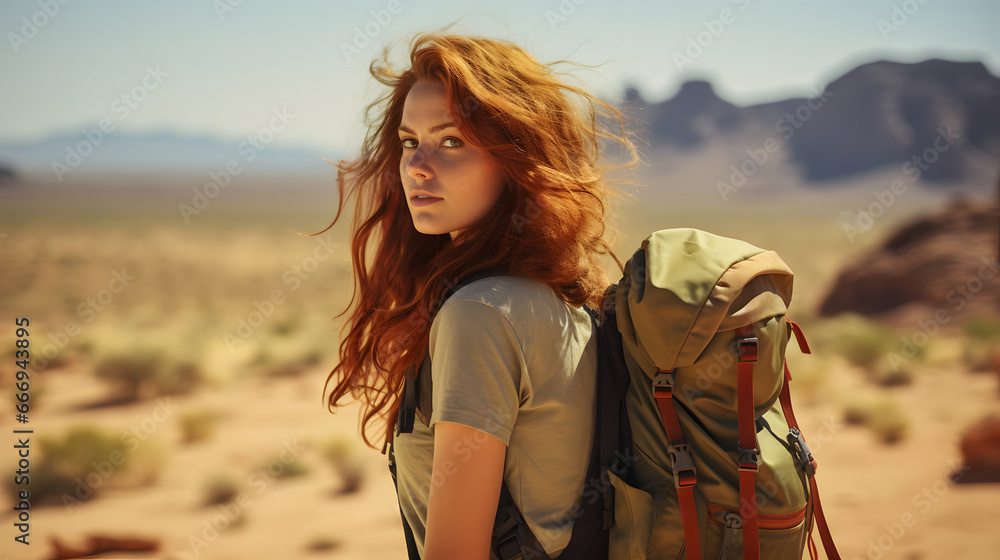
0, 129, 338, 181
2, 58, 998, 187
622, 58, 1000, 185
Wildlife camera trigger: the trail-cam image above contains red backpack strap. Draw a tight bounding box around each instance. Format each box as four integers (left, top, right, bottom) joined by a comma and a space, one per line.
736, 324, 761, 560
782, 319, 842, 560
652, 369, 702, 560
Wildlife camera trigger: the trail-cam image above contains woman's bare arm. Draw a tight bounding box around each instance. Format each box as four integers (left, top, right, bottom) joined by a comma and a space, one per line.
422, 420, 507, 560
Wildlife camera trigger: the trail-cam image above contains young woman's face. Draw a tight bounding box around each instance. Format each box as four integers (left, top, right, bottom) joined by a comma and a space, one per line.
398, 79, 507, 239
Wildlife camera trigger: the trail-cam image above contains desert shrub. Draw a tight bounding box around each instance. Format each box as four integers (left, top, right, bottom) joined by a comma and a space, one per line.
95, 349, 203, 402
830, 314, 902, 370
962, 317, 1000, 372
305, 537, 341, 553
252, 335, 326, 378
868, 361, 915, 387
842, 396, 909, 444
179, 409, 219, 444
95, 352, 157, 401
964, 317, 1000, 340
256, 453, 309, 480
323, 436, 366, 495
202, 471, 241, 506
271, 316, 300, 337
4, 424, 165, 507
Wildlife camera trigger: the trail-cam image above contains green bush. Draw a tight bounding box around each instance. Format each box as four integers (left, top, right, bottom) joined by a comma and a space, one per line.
256, 453, 309, 479
252, 335, 326, 378
94, 349, 203, 402
962, 317, 1000, 372
179, 409, 219, 444
842, 396, 909, 445
202, 471, 241, 506
831, 315, 901, 370
963, 339, 998, 372
4, 424, 164, 507
868, 361, 915, 387
323, 436, 366, 495
964, 317, 1000, 340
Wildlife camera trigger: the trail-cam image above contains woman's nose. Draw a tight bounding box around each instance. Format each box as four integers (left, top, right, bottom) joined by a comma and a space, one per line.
404, 148, 434, 180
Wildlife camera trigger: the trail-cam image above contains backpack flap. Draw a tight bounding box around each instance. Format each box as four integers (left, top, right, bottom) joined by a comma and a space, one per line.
616, 228, 793, 377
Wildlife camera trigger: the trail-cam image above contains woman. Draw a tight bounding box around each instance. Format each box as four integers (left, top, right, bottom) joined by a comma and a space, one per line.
320, 28, 640, 560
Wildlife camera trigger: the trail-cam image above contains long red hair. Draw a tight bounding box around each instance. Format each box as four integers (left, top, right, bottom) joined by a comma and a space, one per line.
316, 29, 642, 448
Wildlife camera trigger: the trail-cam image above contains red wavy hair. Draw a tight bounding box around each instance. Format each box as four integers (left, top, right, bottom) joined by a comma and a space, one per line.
316, 28, 642, 448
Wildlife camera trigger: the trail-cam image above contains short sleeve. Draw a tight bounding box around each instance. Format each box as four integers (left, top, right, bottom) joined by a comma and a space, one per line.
427, 300, 525, 446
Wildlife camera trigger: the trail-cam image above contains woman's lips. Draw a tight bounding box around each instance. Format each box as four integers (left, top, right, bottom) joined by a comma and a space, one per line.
411, 196, 442, 207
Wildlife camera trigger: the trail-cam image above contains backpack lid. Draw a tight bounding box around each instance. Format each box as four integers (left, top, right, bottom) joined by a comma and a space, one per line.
615, 228, 794, 377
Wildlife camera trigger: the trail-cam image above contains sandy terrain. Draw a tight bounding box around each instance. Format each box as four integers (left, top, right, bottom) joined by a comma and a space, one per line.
2, 324, 999, 560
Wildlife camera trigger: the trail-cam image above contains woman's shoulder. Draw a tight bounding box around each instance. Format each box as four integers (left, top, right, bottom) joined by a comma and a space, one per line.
442, 274, 558, 312
437, 274, 591, 338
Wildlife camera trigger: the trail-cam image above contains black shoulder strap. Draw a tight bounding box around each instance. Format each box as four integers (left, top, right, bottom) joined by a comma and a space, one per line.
387, 441, 422, 560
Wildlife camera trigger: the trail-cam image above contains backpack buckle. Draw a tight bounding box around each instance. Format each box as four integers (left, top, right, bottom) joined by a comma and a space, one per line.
652, 369, 674, 393
737, 447, 759, 472
493, 502, 527, 560
787, 427, 818, 477
737, 337, 759, 362
668, 443, 697, 488
494, 532, 524, 560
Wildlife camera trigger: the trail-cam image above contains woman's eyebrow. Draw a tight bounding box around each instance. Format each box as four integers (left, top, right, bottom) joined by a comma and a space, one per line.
398, 122, 456, 135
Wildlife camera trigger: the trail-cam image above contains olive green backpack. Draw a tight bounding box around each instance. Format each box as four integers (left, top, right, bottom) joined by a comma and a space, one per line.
605, 227, 841, 559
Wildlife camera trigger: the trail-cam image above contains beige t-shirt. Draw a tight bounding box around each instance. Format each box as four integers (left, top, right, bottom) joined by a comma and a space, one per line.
392, 274, 598, 558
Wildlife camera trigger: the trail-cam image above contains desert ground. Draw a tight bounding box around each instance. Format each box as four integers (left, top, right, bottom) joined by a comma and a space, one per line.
1, 172, 998, 560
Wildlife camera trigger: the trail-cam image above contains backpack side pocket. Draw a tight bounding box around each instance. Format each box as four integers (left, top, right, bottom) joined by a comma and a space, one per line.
608, 469, 655, 560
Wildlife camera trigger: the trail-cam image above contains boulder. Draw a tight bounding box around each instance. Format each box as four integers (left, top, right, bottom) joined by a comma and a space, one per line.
955, 415, 1000, 483
820, 196, 999, 320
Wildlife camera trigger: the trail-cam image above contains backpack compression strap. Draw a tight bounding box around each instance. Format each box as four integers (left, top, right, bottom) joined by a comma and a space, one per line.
736, 324, 762, 560
652, 369, 702, 560
781, 320, 842, 560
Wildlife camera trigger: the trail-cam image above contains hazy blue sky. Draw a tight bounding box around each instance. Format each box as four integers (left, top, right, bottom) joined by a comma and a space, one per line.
3, 0, 998, 156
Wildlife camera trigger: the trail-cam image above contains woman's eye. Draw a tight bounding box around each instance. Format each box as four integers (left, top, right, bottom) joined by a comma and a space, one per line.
400, 137, 463, 149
